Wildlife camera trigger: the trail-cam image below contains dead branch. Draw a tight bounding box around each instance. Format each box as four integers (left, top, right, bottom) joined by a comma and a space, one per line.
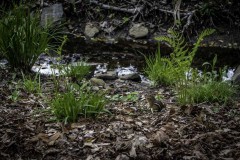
89, 0, 142, 14
173, 0, 182, 26
183, 10, 196, 31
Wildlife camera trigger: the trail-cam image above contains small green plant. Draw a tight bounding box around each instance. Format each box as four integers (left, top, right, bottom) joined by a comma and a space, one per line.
50, 82, 109, 123
0, 4, 61, 71
122, 17, 130, 24
9, 90, 20, 102
177, 55, 236, 105
22, 72, 41, 94
178, 81, 235, 105
56, 35, 68, 60
145, 28, 215, 86
110, 92, 139, 102
8, 79, 21, 102
61, 61, 91, 82
50, 66, 63, 93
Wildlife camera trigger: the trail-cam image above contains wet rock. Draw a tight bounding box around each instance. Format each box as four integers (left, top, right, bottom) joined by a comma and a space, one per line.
84, 23, 100, 38
90, 78, 106, 87
129, 23, 148, 38
41, 3, 64, 27
232, 65, 240, 85
119, 73, 141, 82
95, 71, 117, 80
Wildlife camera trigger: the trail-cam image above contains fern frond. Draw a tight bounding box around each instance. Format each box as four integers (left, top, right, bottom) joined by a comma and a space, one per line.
190, 28, 215, 61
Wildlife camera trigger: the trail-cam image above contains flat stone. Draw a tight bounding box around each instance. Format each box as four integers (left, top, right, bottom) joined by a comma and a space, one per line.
41, 3, 64, 27
119, 73, 141, 82
84, 23, 99, 38
95, 71, 117, 80
129, 23, 148, 38
90, 78, 106, 87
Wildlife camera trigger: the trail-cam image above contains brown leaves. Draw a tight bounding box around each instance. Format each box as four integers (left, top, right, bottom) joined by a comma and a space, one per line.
30, 132, 62, 146
1, 69, 240, 159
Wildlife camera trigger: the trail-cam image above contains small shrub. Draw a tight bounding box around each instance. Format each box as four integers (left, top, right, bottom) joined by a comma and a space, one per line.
0, 4, 60, 71
50, 83, 109, 123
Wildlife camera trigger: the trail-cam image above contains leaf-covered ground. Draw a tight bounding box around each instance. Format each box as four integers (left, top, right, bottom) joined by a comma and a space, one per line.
0, 69, 240, 160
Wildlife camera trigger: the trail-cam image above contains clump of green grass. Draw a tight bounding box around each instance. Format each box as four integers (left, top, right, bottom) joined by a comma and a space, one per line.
178, 81, 236, 105
50, 83, 109, 123
61, 61, 92, 82
22, 72, 41, 94
0, 4, 61, 71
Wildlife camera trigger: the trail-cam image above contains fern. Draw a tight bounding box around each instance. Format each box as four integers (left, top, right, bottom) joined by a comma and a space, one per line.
190, 28, 215, 62
145, 28, 215, 86
145, 28, 235, 105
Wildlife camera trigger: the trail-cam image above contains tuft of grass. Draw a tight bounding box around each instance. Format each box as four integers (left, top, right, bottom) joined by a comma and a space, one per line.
178, 81, 235, 105
0, 4, 61, 71
50, 82, 109, 123
61, 61, 92, 82
22, 72, 42, 94
9, 90, 20, 102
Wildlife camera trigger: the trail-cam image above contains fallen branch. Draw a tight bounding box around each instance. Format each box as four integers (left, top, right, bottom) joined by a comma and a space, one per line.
90, 0, 142, 14
183, 10, 196, 31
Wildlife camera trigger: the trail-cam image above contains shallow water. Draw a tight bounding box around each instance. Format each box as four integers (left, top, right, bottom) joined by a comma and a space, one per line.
0, 51, 236, 83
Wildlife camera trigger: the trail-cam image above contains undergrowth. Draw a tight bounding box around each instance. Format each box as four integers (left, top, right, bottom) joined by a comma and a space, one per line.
61, 61, 92, 82
145, 28, 236, 105
22, 72, 41, 94
50, 82, 109, 123
0, 4, 62, 71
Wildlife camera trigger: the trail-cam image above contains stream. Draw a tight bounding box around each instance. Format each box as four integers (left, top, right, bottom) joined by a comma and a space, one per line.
1, 38, 239, 82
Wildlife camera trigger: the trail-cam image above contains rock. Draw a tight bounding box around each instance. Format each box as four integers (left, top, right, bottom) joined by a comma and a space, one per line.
95, 71, 118, 80
129, 23, 148, 38
115, 154, 130, 160
90, 78, 106, 87
119, 73, 141, 82
232, 65, 240, 85
41, 3, 64, 27
84, 23, 99, 38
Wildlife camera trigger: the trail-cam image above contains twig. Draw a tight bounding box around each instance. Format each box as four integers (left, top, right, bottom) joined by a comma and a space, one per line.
183, 10, 196, 31
173, 0, 182, 26
90, 0, 142, 14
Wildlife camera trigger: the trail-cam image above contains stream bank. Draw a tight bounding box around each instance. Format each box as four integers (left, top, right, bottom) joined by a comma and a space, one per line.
1, 1, 240, 159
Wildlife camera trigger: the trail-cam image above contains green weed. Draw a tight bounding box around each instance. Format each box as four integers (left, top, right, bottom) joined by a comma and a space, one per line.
110, 92, 139, 102
178, 81, 235, 105
22, 72, 41, 94
50, 82, 109, 123
61, 61, 91, 82
9, 90, 20, 102
145, 28, 215, 86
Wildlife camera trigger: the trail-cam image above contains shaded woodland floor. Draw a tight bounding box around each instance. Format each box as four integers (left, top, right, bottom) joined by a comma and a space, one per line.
0, 68, 240, 160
